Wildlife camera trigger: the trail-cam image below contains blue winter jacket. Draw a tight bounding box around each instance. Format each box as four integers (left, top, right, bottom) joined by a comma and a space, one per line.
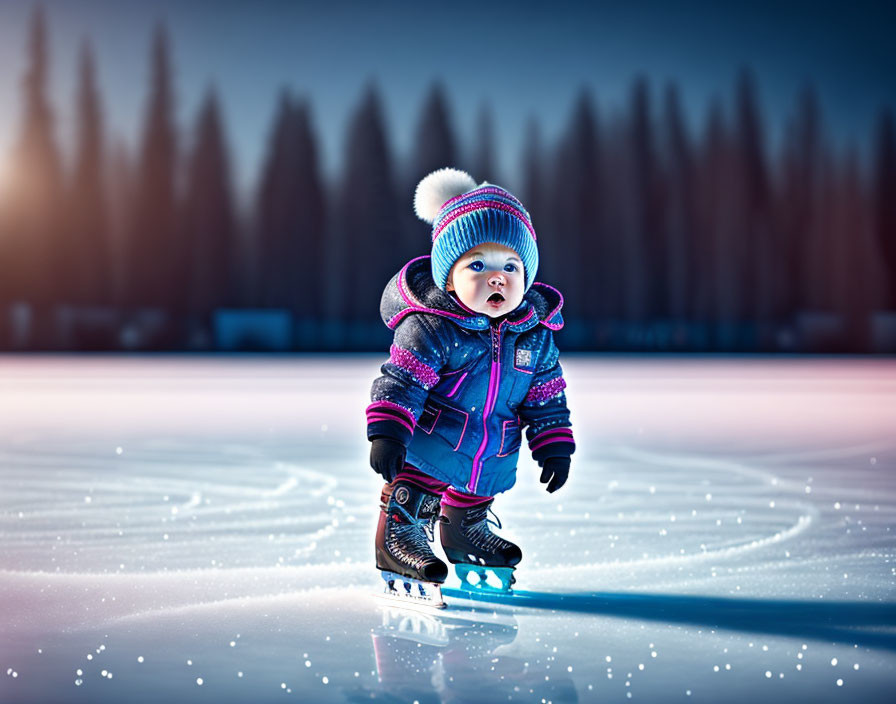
367, 256, 575, 497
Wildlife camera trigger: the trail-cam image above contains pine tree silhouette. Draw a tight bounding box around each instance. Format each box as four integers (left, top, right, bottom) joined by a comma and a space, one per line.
410, 82, 458, 184
290, 98, 327, 324
3, 6, 63, 320
629, 76, 666, 322
106, 139, 135, 311
183, 87, 239, 334
828, 147, 874, 350
126, 23, 180, 316
550, 88, 600, 329
520, 115, 550, 276
255, 90, 326, 337
63, 40, 110, 307
335, 83, 402, 348
779, 86, 823, 318
732, 69, 774, 332
661, 82, 696, 323
257, 90, 297, 310
874, 109, 896, 309
472, 102, 498, 184
697, 100, 740, 344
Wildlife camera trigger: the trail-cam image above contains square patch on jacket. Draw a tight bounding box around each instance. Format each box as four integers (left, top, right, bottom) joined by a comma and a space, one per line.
515, 348, 533, 370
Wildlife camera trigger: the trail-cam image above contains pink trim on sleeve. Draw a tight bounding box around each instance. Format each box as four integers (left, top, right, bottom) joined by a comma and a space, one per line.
529, 433, 575, 452
524, 376, 567, 403
366, 400, 416, 430
366, 412, 415, 434
528, 427, 574, 451
389, 344, 440, 389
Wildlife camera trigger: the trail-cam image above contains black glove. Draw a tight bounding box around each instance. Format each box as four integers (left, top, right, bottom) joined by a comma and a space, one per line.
369, 437, 406, 482
539, 457, 570, 493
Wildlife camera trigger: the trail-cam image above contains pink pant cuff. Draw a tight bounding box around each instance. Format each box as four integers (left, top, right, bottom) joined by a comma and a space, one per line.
441, 486, 493, 508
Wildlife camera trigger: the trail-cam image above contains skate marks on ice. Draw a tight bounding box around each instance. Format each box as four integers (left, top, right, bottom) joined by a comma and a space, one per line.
0, 438, 377, 634
543, 444, 820, 570
503, 439, 895, 597
0, 438, 346, 574
450, 439, 896, 647
448, 437, 896, 649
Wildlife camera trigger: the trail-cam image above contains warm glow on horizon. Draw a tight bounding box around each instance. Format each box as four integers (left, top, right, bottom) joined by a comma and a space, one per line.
0, 154, 8, 203
0, 152, 17, 212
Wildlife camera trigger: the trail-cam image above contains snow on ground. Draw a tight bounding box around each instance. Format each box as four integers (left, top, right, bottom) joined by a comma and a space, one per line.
0, 355, 894, 702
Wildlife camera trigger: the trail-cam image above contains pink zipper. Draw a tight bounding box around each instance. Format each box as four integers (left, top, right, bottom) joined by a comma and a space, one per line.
468, 320, 503, 493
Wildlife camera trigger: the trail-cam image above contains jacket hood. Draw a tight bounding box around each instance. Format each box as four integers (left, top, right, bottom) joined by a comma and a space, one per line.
380, 256, 564, 332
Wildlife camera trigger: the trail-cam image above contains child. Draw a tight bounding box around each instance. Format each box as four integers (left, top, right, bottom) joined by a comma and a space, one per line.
367, 168, 575, 596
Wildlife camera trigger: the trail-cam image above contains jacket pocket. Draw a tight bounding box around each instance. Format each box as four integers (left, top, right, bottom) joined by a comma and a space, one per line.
417, 399, 469, 451
443, 371, 469, 398
496, 418, 522, 457
436, 359, 476, 398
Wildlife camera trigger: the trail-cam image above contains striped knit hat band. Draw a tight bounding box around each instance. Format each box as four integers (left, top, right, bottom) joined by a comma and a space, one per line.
432, 187, 536, 243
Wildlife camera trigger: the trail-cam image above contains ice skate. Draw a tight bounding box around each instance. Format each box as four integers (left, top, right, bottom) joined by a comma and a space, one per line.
375, 480, 449, 609
439, 499, 521, 593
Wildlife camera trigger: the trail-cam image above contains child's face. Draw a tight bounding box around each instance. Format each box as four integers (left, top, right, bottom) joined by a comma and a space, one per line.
445, 242, 525, 318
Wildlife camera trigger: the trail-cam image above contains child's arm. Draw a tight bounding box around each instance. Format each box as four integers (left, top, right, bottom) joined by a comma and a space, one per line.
367, 315, 449, 449
517, 334, 575, 486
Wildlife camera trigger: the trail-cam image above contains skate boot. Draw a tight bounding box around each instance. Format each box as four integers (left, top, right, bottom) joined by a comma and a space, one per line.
439, 499, 521, 593
376, 480, 449, 607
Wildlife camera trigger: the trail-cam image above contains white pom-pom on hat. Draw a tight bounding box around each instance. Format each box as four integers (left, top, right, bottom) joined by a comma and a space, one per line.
413, 168, 477, 224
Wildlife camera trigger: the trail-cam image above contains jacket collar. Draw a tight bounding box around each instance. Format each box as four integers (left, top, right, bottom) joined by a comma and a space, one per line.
381, 256, 564, 333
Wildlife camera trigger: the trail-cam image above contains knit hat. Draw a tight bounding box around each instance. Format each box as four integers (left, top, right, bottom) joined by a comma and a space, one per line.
413, 168, 539, 291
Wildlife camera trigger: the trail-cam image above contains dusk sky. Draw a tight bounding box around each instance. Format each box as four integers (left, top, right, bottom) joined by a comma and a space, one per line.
1, 0, 894, 201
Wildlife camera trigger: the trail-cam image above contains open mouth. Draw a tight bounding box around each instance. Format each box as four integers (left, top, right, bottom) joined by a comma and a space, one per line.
487, 292, 505, 305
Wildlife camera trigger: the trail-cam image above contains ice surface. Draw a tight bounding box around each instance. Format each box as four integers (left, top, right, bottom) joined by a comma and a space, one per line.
1, 355, 894, 702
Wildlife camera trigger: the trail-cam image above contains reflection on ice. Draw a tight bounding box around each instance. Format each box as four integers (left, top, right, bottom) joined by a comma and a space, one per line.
372, 606, 578, 703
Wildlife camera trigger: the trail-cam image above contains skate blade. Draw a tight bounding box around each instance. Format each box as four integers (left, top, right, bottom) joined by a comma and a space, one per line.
454, 564, 515, 593
376, 570, 446, 610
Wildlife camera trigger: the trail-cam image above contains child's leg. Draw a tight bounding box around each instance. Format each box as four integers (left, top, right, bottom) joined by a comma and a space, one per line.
439, 486, 522, 570
375, 464, 449, 584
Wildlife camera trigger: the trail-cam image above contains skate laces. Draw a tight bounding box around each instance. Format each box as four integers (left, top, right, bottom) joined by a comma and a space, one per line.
389, 503, 438, 569
464, 504, 502, 530
464, 505, 510, 553
394, 503, 436, 539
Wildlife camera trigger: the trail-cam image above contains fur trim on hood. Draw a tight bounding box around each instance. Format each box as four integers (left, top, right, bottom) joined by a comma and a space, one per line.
380, 256, 563, 333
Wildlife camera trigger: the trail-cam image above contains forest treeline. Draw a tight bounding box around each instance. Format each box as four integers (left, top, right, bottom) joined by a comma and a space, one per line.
1, 11, 895, 352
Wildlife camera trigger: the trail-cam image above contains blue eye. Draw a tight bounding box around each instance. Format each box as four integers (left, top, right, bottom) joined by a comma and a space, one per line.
468, 261, 484, 272
504, 263, 518, 273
